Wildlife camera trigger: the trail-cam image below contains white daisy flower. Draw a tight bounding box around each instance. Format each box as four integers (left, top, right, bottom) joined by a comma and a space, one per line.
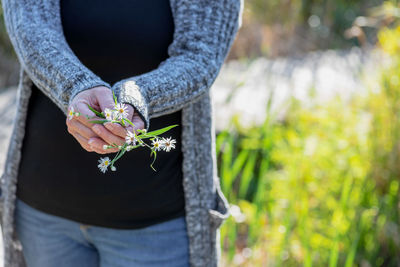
68, 106, 75, 120
151, 138, 164, 151
125, 131, 137, 145
115, 103, 129, 119
98, 157, 111, 173
104, 108, 114, 121
162, 137, 176, 152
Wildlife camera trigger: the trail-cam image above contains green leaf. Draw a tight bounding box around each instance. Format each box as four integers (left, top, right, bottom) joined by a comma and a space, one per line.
122, 118, 136, 129
87, 104, 105, 118
136, 136, 155, 140
145, 125, 178, 137
129, 144, 141, 150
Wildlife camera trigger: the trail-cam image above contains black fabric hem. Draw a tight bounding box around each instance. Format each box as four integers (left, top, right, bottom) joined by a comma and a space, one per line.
16, 196, 186, 230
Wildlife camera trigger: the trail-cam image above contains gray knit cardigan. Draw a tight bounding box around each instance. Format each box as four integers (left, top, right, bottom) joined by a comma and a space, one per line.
0, 0, 242, 266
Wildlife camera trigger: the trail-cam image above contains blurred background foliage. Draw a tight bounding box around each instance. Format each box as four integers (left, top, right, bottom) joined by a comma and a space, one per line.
0, 6, 20, 88
0, 0, 387, 62
218, 1, 400, 266
229, 0, 383, 59
0, 7, 13, 57
2, 0, 400, 266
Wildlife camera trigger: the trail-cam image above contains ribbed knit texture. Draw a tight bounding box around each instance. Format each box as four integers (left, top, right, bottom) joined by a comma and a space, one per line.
0, 0, 242, 266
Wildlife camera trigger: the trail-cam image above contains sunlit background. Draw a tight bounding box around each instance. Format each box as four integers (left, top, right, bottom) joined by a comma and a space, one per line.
2, 0, 400, 266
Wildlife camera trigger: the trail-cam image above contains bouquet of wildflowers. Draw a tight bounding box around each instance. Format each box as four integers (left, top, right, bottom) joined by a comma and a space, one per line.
68, 93, 177, 173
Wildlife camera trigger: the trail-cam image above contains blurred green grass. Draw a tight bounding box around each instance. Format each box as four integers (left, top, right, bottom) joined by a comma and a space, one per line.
217, 10, 400, 265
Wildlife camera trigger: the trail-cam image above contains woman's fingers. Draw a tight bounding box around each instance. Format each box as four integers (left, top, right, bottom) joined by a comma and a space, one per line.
92, 124, 125, 147
104, 122, 127, 138
66, 119, 97, 140
69, 129, 118, 154
69, 131, 93, 153
103, 114, 144, 148
131, 113, 145, 131
66, 111, 124, 154
66, 117, 115, 154
74, 101, 100, 128
88, 137, 120, 154
69, 130, 110, 154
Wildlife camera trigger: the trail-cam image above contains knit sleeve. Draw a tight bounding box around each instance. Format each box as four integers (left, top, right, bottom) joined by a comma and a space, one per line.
1, 0, 110, 115
113, 0, 242, 130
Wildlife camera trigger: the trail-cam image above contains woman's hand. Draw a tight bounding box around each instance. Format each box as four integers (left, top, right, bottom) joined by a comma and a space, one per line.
66, 86, 145, 154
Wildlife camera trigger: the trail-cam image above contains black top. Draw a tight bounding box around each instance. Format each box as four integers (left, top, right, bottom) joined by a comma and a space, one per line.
16, 0, 185, 229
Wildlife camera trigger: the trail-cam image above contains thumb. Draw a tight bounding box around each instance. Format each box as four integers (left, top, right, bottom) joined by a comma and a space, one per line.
131, 113, 145, 131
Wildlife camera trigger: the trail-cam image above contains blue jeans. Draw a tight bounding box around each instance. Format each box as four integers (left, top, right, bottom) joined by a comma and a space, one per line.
15, 199, 190, 267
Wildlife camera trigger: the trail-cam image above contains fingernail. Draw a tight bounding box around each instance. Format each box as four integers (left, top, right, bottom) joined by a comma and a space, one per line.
88, 139, 94, 145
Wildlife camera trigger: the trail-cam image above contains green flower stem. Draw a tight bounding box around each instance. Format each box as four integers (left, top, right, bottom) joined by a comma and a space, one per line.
150, 149, 157, 172
89, 120, 110, 124
111, 144, 127, 165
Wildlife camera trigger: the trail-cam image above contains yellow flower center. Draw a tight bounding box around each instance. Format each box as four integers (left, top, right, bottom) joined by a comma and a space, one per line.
119, 109, 124, 113
104, 160, 109, 166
